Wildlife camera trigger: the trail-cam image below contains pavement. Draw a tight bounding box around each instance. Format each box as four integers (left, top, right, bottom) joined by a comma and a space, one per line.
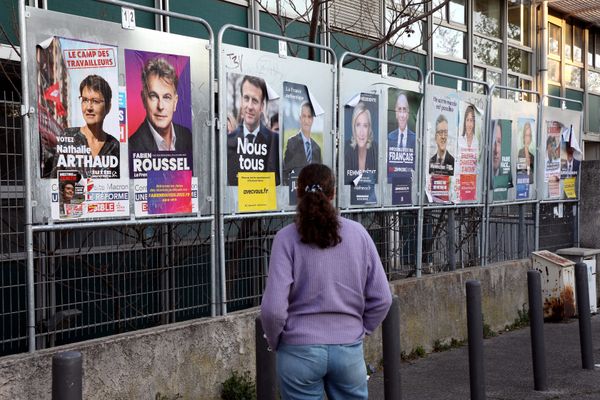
367, 314, 600, 399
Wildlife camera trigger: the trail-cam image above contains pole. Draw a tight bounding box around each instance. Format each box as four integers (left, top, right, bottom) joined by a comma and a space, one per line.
574, 262, 594, 370
466, 280, 485, 400
382, 296, 402, 399
527, 270, 548, 390
255, 316, 277, 400
52, 351, 82, 400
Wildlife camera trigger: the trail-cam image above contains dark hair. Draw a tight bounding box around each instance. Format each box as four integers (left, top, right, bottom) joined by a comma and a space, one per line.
142, 57, 178, 95
241, 75, 268, 103
79, 74, 112, 106
295, 164, 341, 249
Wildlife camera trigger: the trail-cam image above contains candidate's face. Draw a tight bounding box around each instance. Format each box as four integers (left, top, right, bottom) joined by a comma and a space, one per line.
62, 184, 74, 202
493, 124, 502, 170
523, 126, 532, 147
465, 111, 475, 138
395, 95, 409, 132
354, 111, 370, 148
80, 86, 108, 127
435, 120, 448, 152
300, 106, 313, 136
142, 74, 178, 136
241, 81, 264, 132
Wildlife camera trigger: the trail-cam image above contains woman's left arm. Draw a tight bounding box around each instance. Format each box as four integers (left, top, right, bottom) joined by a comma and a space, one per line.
260, 232, 294, 350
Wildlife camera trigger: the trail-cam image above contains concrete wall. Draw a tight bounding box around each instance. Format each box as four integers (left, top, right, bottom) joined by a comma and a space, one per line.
0, 260, 530, 400
576, 160, 600, 294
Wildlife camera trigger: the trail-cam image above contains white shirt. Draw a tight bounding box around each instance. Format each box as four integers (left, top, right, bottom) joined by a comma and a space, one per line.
148, 120, 177, 151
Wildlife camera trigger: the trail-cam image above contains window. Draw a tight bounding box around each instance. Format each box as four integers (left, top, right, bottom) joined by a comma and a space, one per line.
507, 1, 530, 46
548, 59, 560, 82
386, 3, 424, 51
549, 23, 561, 57
474, 0, 500, 38
508, 47, 530, 75
474, 36, 500, 67
565, 22, 572, 60
432, 0, 466, 59
261, 0, 308, 18
433, 26, 464, 59
573, 26, 583, 63
589, 71, 600, 93
473, 66, 500, 95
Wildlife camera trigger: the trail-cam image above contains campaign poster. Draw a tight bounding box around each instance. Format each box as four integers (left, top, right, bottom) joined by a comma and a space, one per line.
225, 72, 280, 188
456, 102, 482, 201
386, 89, 421, 205
36, 36, 129, 220
516, 117, 536, 199
491, 119, 513, 201
426, 94, 458, 203
544, 121, 562, 198
281, 82, 325, 205
344, 93, 379, 205
125, 49, 197, 216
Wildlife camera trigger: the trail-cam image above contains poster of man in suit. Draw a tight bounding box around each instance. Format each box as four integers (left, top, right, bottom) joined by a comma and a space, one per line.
387, 89, 421, 205
226, 73, 280, 186
281, 82, 324, 204
125, 50, 195, 215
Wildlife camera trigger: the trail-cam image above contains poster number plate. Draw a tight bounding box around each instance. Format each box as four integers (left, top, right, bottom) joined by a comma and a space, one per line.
121, 7, 136, 30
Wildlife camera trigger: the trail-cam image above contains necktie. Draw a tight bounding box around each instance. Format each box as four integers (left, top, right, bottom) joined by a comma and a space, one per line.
246, 133, 255, 143
398, 133, 404, 148
305, 141, 312, 163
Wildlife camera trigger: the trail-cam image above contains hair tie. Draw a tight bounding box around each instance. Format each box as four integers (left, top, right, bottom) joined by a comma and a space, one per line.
305, 184, 323, 193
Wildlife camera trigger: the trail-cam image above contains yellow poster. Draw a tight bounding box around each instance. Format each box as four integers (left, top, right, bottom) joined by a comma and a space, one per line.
563, 176, 577, 199
238, 172, 277, 212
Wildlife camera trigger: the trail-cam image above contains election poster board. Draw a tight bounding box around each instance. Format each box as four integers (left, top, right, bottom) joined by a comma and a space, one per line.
26, 7, 211, 223
338, 66, 422, 208
541, 106, 582, 200
490, 97, 539, 202
423, 85, 486, 204
219, 43, 336, 214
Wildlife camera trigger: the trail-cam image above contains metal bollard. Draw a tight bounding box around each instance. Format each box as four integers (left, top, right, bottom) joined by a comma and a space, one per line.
466, 280, 485, 400
382, 295, 402, 400
527, 270, 548, 391
255, 315, 277, 400
52, 351, 82, 400
574, 262, 595, 370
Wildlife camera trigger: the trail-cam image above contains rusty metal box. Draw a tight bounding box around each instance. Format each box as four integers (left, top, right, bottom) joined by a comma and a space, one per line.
531, 250, 576, 320
556, 247, 599, 314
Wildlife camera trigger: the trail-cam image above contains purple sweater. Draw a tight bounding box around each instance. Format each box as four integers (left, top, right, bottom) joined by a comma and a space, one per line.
260, 217, 392, 350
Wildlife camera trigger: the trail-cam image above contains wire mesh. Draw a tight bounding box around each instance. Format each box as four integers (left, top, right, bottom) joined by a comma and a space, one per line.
422, 207, 483, 273
31, 221, 212, 350
538, 202, 576, 252
487, 203, 536, 263
0, 92, 27, 355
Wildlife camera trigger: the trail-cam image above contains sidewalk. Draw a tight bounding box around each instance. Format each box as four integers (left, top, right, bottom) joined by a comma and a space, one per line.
368, 314, 600, 399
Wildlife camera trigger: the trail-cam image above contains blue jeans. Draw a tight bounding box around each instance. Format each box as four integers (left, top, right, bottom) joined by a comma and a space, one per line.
276, 341, 368, 400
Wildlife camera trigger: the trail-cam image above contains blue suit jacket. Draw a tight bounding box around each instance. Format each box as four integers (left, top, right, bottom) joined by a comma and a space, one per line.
387, 128, 416, 150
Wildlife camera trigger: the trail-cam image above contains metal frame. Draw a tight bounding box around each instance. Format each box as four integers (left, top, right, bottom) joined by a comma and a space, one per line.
217, 24, 337, 314
19, 0, 215, 352
422, 71, 492, 271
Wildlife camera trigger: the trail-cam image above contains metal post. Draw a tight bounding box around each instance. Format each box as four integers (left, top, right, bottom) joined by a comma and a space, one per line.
518, 205, 525, 258
382, 295, 402, 400
527, 270, 548, 391
466, 280, 485, 400
574, 262, 594, 370
448, 209, 456, 271
255, 316, 277, 400
52, 351, 83, 400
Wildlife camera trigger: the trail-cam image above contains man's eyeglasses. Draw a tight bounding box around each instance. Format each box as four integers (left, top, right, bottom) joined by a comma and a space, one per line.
79, 96, 105, 106
436, 129, 448, 137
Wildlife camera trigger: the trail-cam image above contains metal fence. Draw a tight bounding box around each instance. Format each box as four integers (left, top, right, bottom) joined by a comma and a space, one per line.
0, 85, 579, 356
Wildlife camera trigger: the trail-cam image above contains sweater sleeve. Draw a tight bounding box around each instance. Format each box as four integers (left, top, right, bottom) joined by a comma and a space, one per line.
362, 233, 393, 335
260, 231, 294, 350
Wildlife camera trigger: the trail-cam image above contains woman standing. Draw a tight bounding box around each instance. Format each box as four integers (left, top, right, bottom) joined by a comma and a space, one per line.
261, 164, 392, 400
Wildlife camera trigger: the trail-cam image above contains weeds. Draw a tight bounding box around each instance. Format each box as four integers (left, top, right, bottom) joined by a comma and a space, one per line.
221, 370, 256, 400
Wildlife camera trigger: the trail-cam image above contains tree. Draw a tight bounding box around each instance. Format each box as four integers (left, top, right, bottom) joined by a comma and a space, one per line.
254, 0, 450, 66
